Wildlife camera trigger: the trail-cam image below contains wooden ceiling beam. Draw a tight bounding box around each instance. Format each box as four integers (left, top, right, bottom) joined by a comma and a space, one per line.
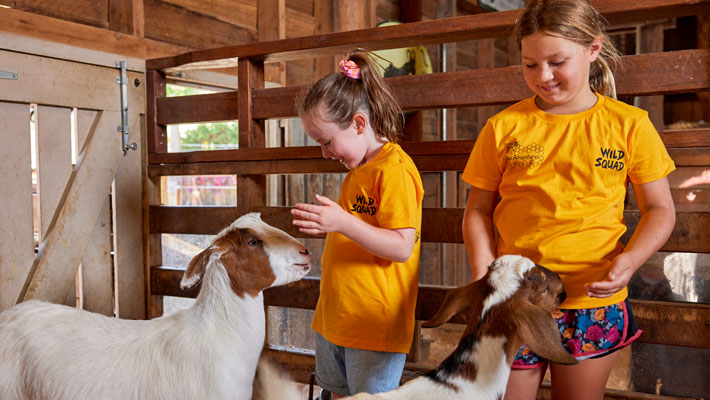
0, 7, 188, 60
147, 0, 710, 70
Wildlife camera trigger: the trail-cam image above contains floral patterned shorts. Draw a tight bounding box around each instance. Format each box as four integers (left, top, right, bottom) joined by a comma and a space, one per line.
512, 299, 642, 369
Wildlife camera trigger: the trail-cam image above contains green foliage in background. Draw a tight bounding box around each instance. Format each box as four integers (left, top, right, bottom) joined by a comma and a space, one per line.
167, 84, 239, 149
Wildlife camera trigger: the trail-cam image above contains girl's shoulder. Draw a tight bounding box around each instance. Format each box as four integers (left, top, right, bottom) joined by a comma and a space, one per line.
600, 96, 648, 119
488, 97, 537, 123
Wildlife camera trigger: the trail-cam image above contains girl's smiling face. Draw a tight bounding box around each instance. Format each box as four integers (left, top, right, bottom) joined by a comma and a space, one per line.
302, 106, 369, 170
521, 31, 602, 114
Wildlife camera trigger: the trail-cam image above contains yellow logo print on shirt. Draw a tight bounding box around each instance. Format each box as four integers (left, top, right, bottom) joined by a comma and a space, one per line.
504, 141, 545, 168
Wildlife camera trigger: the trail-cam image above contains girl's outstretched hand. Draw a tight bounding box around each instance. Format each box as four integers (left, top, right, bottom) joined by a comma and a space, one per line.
291, 194, 350, 236
584, 253, 636, 298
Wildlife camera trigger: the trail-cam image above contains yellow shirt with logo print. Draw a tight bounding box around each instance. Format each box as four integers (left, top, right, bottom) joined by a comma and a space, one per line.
462, 93, 675, 309
312, 142, 425, 353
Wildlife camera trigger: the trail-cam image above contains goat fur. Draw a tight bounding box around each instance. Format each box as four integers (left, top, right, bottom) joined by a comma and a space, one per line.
258, 255, 575, 400
0, 213, 310, 400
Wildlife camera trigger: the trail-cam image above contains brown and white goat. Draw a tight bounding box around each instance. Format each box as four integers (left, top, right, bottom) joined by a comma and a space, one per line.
257, 255, 575, 400
346, 255, 576, 399
0, 212, 311, 400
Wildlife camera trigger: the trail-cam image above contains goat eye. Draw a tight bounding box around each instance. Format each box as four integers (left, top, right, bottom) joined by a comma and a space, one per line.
248, 239, 260, 246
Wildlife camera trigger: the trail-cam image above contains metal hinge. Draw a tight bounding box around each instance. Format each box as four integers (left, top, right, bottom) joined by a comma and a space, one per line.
0, 69, 18, 80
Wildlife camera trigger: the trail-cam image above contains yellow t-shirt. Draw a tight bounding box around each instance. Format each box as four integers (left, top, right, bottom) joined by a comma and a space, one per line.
462, 94, 675, 309
312, 142, 424, 353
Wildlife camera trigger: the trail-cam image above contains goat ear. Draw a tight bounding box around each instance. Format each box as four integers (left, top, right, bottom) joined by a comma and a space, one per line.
513, 303, 577, 365
181, 247, 215, 290
422, 281, 482, 328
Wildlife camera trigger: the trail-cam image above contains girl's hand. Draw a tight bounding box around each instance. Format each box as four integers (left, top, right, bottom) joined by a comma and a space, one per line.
291, 194, 350, 236
584, 253, 636, 298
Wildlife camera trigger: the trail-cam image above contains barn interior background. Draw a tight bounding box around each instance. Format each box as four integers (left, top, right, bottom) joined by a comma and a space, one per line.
0, 0, 708, 398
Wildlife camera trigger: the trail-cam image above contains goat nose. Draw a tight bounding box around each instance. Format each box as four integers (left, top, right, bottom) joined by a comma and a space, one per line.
300, 248, 309, 255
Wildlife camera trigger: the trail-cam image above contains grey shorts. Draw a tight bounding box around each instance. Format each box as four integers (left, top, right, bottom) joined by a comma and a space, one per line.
314, 332, 406, 396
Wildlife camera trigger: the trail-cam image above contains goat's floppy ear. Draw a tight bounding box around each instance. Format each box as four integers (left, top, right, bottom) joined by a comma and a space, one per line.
181, 247, 215, 290
512, 303, 577, 365
422, 281, 484, 328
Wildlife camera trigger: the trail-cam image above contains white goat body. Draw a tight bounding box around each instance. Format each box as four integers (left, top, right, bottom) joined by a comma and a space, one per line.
258, 255, 575, 400
0, 213, 311, 400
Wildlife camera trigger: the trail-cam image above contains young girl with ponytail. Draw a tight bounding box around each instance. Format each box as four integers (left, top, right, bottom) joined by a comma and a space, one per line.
461, 1, 676, 399
291, 50, 424, 398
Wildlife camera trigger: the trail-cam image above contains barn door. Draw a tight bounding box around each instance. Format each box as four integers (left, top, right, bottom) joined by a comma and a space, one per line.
0, 45, 146, 319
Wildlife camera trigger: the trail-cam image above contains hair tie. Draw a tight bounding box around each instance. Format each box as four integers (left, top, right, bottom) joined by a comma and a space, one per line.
339, 59, 361, 79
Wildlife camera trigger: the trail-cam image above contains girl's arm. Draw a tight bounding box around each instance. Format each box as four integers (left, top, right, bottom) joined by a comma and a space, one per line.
462, 186, 499, 281
292, 194, 416, 262
585, 176, 676, 298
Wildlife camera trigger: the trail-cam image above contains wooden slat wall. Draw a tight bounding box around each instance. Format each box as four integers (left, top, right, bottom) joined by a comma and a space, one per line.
144, 1, 710, 397
153, 49, 710, 124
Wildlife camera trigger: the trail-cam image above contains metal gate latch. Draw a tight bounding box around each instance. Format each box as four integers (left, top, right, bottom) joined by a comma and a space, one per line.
115, 61, 138, 154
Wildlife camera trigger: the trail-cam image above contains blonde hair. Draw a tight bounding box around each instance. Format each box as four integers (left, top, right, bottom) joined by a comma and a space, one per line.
516, 0, 622, 99
298, 50, 404, 142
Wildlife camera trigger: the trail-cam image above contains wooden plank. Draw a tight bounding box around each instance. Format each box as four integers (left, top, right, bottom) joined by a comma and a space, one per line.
109, 0, 145, 36
147, 70, 168, 153
236, 58, 267, 215
146, 0, 710, 69
258, 0, 286, 85
0, 32, 145, 72
143, 0, 254, 50
163, 0, 256, 31
114, 118, 147, 319
636, 23, 665, 130
36, 106, 73, 241
151, 272, 710, 349
148, 206, 710, 253
0, 102, 34, 311
148, 141, 480, 164
0, 49, 145, 111
154, 49, 710, 122
77, 110, 114, 316
0, 7, 188, 61
0, 0, 109, 28
81, 200, 114, 315
146, 141, 709, 177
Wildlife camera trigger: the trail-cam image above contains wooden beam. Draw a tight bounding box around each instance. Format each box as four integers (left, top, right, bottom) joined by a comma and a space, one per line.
109, 0, 145, 36
636, 22, 665, 130
0, 7, 188, 60
148, 206, 710, 254
143, 0, 254, 50
314, 0, 335, 79
151, 272, 710, 350
153, 49, 710, 123
146, 70, 167, 153
258, 0, 286, 85
0, 103, 34, 311
237, 58, 266, 215
146, 0, 710, 69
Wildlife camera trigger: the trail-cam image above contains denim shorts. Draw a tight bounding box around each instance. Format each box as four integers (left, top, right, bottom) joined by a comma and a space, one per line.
512, 299, 642, 369
314, 332, 406, 396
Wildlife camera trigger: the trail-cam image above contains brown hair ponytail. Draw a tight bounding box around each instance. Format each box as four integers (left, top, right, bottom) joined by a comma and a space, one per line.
298, 49, 404, 142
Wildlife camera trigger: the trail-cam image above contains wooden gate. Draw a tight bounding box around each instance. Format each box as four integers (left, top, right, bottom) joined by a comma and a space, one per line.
0, 38, 146, 318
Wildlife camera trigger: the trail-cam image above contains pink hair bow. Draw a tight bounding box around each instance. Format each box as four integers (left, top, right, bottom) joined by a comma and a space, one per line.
339, 59, 361, 79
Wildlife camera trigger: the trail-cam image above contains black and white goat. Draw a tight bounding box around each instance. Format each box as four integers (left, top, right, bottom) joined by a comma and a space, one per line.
257, 255, 575, 400
0, 212, 311, 400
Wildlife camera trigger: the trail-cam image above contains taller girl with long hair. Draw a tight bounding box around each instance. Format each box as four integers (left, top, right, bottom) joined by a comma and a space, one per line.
462, 1, 676, 399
